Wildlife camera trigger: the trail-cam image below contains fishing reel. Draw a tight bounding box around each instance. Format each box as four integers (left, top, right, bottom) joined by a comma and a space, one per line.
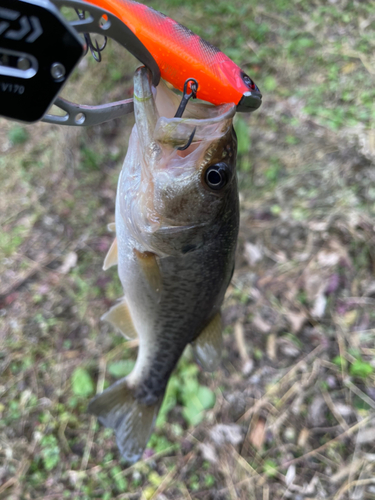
0, 0, 83, 123
0, 0, 160, 125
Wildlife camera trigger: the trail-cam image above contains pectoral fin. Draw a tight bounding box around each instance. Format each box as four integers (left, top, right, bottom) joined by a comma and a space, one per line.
101, 299, 138, 340
103, 238, 118, 270
134, 249, 162, 298
108, 222, 116, 232
192, 312, 223, 372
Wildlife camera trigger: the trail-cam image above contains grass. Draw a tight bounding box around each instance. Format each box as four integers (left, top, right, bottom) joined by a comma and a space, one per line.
1, 0, 375, 498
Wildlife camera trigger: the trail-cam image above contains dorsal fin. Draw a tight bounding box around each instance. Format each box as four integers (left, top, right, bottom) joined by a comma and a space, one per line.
192, 312, 222, 372
103, 238, 118, 270
101, 299, 138, 340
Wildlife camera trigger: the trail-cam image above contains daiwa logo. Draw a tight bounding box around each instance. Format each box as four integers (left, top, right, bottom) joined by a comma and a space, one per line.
0, 7, 43, 43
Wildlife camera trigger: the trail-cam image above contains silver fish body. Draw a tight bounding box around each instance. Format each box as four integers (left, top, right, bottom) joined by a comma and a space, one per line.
89, 67, 239, 464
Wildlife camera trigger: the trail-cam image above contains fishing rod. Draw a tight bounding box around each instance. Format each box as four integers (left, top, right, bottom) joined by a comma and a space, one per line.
0, 0, 262, 126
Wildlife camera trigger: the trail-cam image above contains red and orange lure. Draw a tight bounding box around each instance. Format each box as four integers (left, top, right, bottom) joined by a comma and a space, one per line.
85, 0, 262, 111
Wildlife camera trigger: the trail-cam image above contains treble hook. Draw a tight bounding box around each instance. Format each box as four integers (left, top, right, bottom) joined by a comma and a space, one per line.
177, 127, 197, 151
174, 78, 198, 118
75, 9, 107, 63
175, 78, 198, 151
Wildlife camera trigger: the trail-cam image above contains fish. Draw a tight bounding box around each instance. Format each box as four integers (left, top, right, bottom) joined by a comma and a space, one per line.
88, 66, 239, 464
85, 0, 261, 111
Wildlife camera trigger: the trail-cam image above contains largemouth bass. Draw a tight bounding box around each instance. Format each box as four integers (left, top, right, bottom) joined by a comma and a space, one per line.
89, 66, 239, 464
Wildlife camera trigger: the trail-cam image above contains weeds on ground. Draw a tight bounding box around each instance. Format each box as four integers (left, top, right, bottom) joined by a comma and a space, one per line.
1, 0, 375, 498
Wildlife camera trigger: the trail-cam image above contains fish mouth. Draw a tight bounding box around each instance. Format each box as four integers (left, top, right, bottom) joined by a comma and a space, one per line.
149, 221, 209, 233
133, 66, 236, 152
154, 90, 236, 149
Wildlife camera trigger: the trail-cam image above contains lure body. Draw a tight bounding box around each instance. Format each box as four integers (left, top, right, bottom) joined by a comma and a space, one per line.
85, 0, 261, 111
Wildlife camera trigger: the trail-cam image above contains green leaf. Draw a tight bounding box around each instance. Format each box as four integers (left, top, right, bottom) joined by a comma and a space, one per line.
263, 75, 277, 92
148, 471, 163, 487
110, 465, 128, 492
8, 126, 29, 145
353, 395, 371, 411
180, 378, 200, 405
263, 459, 278, 477
71, 367, 94, 397
40, 435, 60, 471
333, 356, 347, 370
270, 204, 281, 216
197, 386, 215, 410
285, 135, 298, 145
182, 404, 203, 426
108, 360, 135, 378
156, 393, 177, 427
148, 434, 172, 453
182, 386, 215, 426
350, 360, 373, 379
205, 475, 215, 487
81, 147, 101, 170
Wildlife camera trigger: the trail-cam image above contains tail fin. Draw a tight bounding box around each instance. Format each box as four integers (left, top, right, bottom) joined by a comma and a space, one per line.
88, 378, 162, 464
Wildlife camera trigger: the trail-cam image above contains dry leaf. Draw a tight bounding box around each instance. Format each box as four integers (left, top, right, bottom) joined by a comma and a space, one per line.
331, 459, 365, 483
58, 251, 78, 274
334, 403, 353, 417
234, 322, 254, 375
317, 250, 341, 267
304, 274, 324, 302
309, 221, 328, 231
209, 424, 243, 447
249, 417, 266, 450
310, 292, 327, 318
286, 310, 307, 333
297, 428, 310, 447
341, 62, 357, 74
285, 464, 296, 486
279, 338, 300, 357
356, 428, 375, 444
244, 242, 262, 266
266, 333, 277, 360
252, 314, 272, 334
343, 309, 358, 327
199, 443, 218, 464
308, 395, 326, 426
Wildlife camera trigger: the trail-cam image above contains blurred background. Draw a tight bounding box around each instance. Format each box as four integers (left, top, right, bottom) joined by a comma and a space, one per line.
1, 0, 375, 498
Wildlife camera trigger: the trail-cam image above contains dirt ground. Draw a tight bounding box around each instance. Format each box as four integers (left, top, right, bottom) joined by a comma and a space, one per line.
1, 0, 375, 499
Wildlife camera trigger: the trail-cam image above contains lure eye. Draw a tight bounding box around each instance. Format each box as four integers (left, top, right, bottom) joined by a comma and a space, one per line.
205, 163, 230, 191
242, 72, 258, 91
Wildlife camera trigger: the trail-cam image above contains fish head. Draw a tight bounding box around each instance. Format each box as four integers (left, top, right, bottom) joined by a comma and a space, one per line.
120, 67, 238, 254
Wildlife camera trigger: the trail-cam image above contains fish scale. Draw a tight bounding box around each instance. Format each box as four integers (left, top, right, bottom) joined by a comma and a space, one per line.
135, 244, 235, 403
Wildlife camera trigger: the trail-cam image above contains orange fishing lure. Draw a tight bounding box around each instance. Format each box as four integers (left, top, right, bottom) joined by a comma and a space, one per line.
85, 0, 262, 111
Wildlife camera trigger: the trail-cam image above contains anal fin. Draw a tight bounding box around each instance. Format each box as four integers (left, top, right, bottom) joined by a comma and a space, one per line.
101, 299, 138, 340
88, 378, 162, 465
103, 238, 118, 270
192, 312, 223, 372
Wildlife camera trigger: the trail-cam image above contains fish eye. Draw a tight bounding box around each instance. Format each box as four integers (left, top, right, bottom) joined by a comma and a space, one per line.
205, 163, 230, 190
